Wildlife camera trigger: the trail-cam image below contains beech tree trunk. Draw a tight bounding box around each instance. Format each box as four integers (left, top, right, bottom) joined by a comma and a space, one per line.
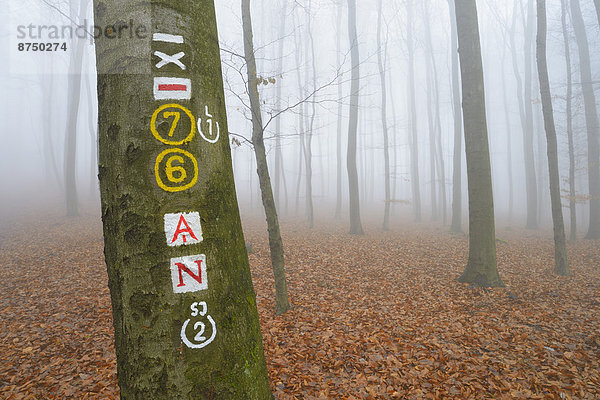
448, 0, 463, 233
335, 0, 344, 220
561, 0, 577, 242
407, 0, 422, 223
242, 0, 291, 314
536, 0, 570, 275
570, 0, 600, 239
377, 0, 391, 231
454, 0, 503, 287
347, 0, 364, 235
94, 0, 272, 397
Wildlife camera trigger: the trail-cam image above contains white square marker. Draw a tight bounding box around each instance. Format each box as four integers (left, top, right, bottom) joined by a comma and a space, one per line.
170, 254, 208, 294
164, 212, 203, 247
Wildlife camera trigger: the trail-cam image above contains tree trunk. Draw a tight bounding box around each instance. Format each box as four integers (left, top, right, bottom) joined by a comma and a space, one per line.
377, 0, 391, 231
407, 0, 422, 222
536, 0, 570, 275
93, 0, 272, 397
335, 0, 344, 220
448, 0, 463, 233
561, 0, 577, 242
346, 0, 364, 235
64, 0, 88, 217
594, 0, 600, 28
501, 45, 514, 222
305, 1, 317, 229
242, 0, 291, 314
570, 0, 600, 239
522, 0, 539, 229
273, 2, 288, 214
454, 0, 503, 287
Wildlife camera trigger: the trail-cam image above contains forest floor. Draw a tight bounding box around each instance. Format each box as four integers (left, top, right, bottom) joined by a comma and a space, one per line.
0, 211, 599, 400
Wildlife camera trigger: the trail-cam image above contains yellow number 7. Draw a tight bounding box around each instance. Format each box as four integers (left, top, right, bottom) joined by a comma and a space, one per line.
163, 111, 181, 137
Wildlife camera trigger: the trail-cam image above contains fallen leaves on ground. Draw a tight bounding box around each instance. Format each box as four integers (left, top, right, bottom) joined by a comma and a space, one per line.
0, 212, 599, 399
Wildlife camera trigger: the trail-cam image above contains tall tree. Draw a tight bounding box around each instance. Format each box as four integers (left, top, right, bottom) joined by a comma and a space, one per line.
454, 0, 504, 287
561, 0, 577, 241
448, 0, 463, 233
536, 0, 570, 275
305, 0, 317, 229
406, 0, 422, 222
522, 0, 539, 229
346, 0, 364, 235
273, 2, 288, 215
335, 0, 344, 220
242, 0, 291, 314
377, 0, 391, 230
570, 0, 600, 239
93, 0, 272, 396
64, 0, 89, 216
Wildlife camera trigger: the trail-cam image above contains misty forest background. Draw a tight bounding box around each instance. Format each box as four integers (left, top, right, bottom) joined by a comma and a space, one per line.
1, 0, 600, 398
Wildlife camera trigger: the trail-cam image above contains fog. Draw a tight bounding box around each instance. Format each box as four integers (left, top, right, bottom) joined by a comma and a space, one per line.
1, 0, 600, 232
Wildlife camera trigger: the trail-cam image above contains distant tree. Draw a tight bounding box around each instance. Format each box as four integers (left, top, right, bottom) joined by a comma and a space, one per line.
242, 0, 291, 314
570, 0, 600, 239
377, 0, 391, 231
454, 0, 504, 287
535, 0, 570, 275
346, 0, 364, 235
406, 0, 422, 223
447, 0, 463, 233
335, 0, 344, 220
560, 0, 577, 242
94, 0, 272, 396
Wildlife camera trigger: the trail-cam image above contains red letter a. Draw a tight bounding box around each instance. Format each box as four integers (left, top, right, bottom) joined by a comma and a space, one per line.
171, 214, 199, 244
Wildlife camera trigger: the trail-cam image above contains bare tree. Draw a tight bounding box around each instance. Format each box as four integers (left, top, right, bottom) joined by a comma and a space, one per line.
377, 0, 391, 230
561, 0, 577, 241
242, 0, 291, 314
454, 0, 503, 287
536, 0, 570, 275
406, 0, 422, 222
346, 0, 364, 235
570, 0, 600, 239
448, 0, 463, 233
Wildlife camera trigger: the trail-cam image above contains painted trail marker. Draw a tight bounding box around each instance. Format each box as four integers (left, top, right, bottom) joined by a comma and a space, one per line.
181, 301, 217, 349
169, 254, 208, 294
152, 33, 184, 44
164, 212, 203, 246
154, 77, 192, 100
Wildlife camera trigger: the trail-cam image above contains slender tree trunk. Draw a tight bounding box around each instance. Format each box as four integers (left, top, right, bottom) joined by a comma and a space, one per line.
242, 0, 291, 314
274, 2, 288, 214
594, 0, 600, 28
305, 1, 317, 229
335, 0, 344, 220
85, 71, 98, 197
536, 0, 570, 275
425, 44, 438, 221
346, 0, 364, 235
522, 0, 539, 229
448, 0, 463, 233
93, 0, 272, 396
570, 0, 600, 239
407, 0, 422, 222
454, 0, 503, 287
377, 0, 391, 230
501, 46, 514, 222
561, 0, 577, 242
64, 0, 88, 217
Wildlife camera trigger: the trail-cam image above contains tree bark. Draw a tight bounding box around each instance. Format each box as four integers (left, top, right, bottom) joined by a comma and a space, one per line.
448, 0, 463, 233
561, 0, 577, 242
242, 0, 291, 314
570, 0, 600, 239
407, 0, 422, 222
335, 0, 344, 220
346, 0, 364, 235
536, 0, 570, 275
273, 2, 288, 215
377, 0, 391, 231
94, 0, 272, 397
454, 0, 504, 287
64, 0, 88, 217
